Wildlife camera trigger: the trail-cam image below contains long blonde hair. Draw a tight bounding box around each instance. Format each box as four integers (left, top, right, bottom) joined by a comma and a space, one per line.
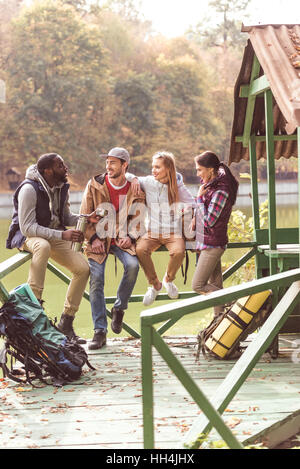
153, 151, 179, 205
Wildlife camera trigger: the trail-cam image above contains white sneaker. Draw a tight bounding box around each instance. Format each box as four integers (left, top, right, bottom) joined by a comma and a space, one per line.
163, 275, 179, 299
143, 285, 162, 306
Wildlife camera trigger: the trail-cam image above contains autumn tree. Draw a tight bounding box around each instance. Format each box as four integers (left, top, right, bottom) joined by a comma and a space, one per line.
187, 0, 250, 50
186, 0, 251, 162
1, 0, 112, 179
0, 0, 236, 185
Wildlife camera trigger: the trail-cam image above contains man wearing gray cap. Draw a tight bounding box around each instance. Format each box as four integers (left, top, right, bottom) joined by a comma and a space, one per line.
80, 147, 145, 349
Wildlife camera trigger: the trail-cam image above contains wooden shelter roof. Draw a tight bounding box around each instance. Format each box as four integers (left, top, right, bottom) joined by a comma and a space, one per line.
229, 24, 300, 164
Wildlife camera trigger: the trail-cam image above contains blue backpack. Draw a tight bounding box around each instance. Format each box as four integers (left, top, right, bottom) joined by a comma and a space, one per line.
0, 285, 94, 387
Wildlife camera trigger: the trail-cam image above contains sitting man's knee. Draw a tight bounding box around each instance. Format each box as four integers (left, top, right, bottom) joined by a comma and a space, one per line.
80, 259, 90, 276
31, 238, 51, 257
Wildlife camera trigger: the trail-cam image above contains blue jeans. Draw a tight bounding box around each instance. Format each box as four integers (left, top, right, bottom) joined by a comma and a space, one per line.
89, 245, 139, 332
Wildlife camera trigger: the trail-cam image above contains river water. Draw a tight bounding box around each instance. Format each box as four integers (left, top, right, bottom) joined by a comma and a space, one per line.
0, 181, 298, 338
0, 181, 298, 226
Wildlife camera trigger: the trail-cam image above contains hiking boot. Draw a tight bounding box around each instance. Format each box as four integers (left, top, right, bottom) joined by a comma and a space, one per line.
111, 307, 124, 334
57, 314, 86, 344
143, 285, 162, 306
88, 330, 107, 350
162, 275, 179, 299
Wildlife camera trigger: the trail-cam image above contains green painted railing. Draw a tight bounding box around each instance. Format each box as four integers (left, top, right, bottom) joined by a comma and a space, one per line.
2, 245, 298, 449
140, 269, 300, 449
0, 242, 258, 339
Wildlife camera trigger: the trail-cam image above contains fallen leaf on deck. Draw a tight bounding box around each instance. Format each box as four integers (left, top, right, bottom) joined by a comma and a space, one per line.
226, 417, 241, 428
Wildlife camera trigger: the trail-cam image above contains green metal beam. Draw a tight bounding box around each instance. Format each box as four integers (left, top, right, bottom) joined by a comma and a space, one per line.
223, 249, 257, 282
235, 134, 297, 143
0, 281, 10, 304
156, 248, 258, 336
240, 74, 270, 98
264, 88, 277, 276
151, 328, 244, 449
140, 268, 300, 327
141, 324, 154, 448
0, 252, 32, 304
46, 262, 141, 338
249, 134, 260, 235
249, 133, 261, 279
0, 252, 31, 281
182, 280, 300, 448
105, 291, 198, 304
242, 54, 261, 148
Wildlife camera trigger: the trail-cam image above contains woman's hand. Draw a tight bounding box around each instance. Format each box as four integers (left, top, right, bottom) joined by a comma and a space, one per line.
131, 178, 142, 196
197, 184, 208, 198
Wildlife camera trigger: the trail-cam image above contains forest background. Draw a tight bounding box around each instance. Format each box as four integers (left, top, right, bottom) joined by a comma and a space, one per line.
0, 0, 298, 190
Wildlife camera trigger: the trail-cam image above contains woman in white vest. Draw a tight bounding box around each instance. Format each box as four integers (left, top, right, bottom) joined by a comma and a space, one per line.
127, 151, 195, 306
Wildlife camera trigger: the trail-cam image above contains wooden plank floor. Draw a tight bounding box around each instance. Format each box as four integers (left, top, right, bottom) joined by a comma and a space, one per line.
0, 335, 299, 449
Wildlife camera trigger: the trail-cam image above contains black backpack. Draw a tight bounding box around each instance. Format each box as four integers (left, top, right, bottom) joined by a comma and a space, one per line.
0, 291, 95, 387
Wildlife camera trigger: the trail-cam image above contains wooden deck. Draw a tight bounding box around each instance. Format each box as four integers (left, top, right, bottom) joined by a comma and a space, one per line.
0, 335, 300, 449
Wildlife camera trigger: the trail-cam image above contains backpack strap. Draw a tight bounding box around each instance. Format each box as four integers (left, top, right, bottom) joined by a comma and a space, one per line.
181, 251, 189, 285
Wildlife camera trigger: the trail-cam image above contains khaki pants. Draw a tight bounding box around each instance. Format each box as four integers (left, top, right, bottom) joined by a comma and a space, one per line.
136, 233, 185, 285
22, 237, 90, 316
192, 247, 225, 316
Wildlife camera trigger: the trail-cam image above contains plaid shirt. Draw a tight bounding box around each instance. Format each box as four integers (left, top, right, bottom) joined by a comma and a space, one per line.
196, 190, 229, 250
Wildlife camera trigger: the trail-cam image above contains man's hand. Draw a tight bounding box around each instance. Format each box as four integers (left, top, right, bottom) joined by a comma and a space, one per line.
116, 237, 132, 249
91, 237, 106, 254
86, 210, 101, 224
62, 229, 84, 242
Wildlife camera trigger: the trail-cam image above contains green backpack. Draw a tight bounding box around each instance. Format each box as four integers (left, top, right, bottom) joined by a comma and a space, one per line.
0, 284, 94, 387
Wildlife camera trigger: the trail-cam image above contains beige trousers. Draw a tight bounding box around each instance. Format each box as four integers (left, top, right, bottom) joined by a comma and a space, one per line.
22, 237, 90, 316
192, 247, 225, 316
136, 233, 185, 285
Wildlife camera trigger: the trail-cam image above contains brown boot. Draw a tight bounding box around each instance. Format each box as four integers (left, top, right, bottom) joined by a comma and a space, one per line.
88, 330, 107, 350
57, 314, 86, 344
111, 307, 124, 334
